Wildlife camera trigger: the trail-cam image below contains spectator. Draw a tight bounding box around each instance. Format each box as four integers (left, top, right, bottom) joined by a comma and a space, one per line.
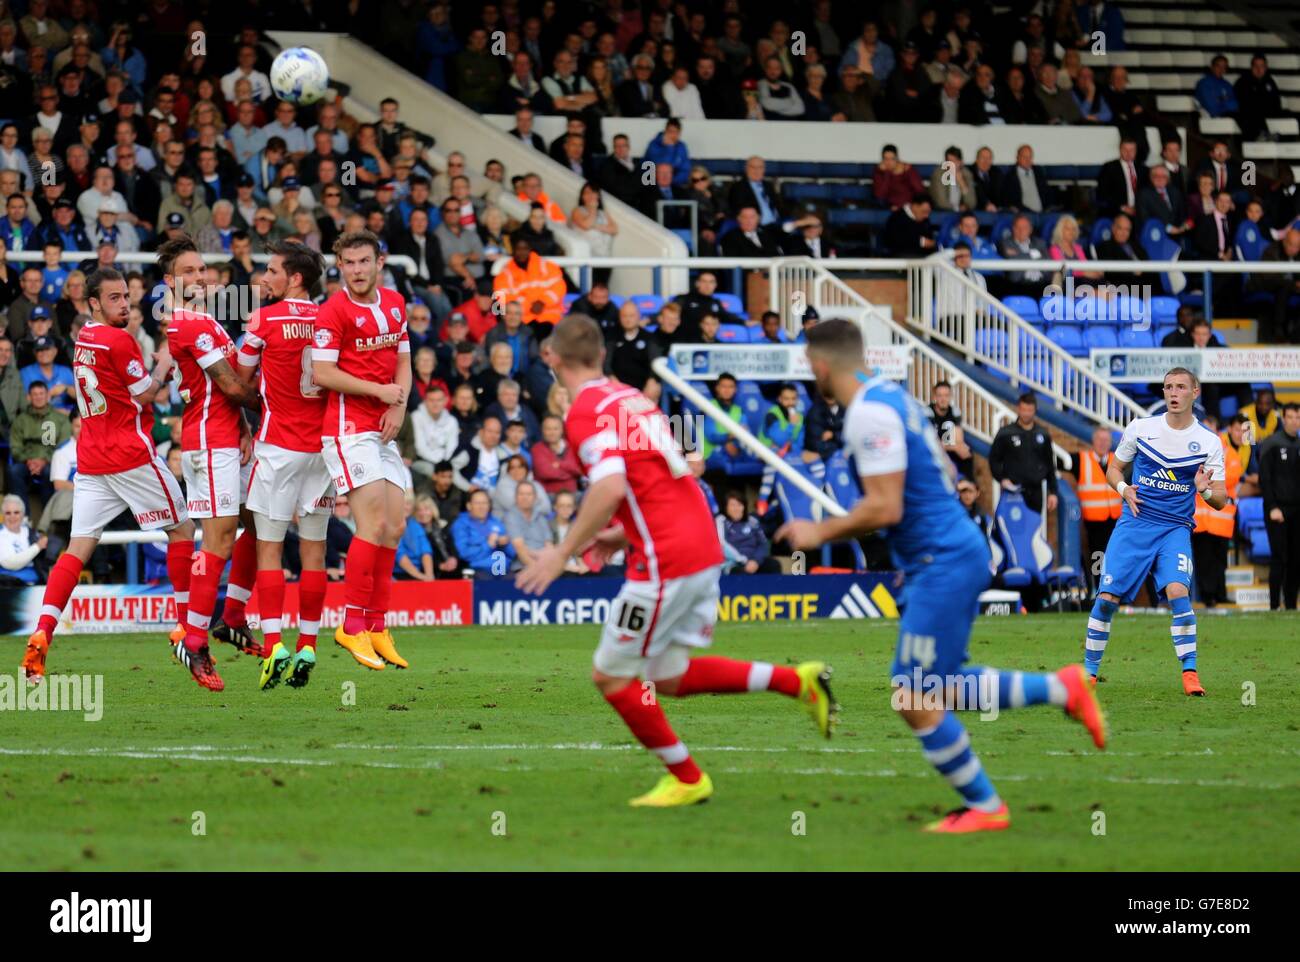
872, 144, 925, 210
1194, 56, 1238, 120
804, 386, 845, 461
1137, 163, 1187, 236
989, 393, 1057, 516
435, 196, 486, 296
453, 27, 502, 112
1072, 66, 1112, 124
959, 64, 1003, 126
1071, 423, 1123, 579
929, 380, 973, 479
542, 48, 598, 116
586, 56, 620, 118
958, 477, 995, 550
570, 182, 618, 284
484, 376, 542, 446
531, 414, 583, 495
21, 336, 74, 410
451, 488, 514, 577
662, 67, 704, 120
882, 194, 936, 257
8, 268, 44, 341
997, 67, 1047, 125
1241, 387, 1280, 443
1035, 64, 1081, 125
484, 301, 540, 378
701, 373, 748, 472
494, 419, 533, 470
1235, 55, 1285, 143
999, 144, 1055, 212
728, 156, 784, 226
597, 133, 645, 210
928, 146, 976, 212
504, 480, 553, 568
0, 494, 45, 586
451, 415, 503, 493
643, 119, 691, 188
802, 63, 842, 122
492, 237, 565, 333
1049, 215, 1102, 281
720, 205, 781, 258
221, 44, 272, 104
394, 493, 436, 581
1248, 228, 1300, 343
833, 65, 878, 122
8, 380, 71, 505
616, 54, 666, 118
606, 299, 660, 393
1097, 138, 1145, 219
1194, 190, 1237, 267
759, 56, 805, 118
1094, 214, 1148, 288
413, 494, 462, 578
569, 280, 620, 333
839, 20, 895, 82
430, 462, 465, 527
719, 492, 781, 574
34, 198, 90, 253
1258, 404, 1300, 610
551, 491, 590, 574
502, 53, 549, 115
884, 42, 932, 121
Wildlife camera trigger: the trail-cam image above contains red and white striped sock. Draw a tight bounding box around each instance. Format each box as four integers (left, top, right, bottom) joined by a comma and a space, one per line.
166, 539, 194, 627
343, 538, 377, 634
222, 529, 257, 627
604, 682, 701, 784
36, 554, 83, 639
672, 657, 801, 697
297, 568, 328, 650
366, 545, 396, 631
256, 569, 286, 654
185, 550, 225, 651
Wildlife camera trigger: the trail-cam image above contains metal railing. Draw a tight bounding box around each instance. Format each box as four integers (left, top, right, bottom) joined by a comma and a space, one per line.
910, 257, 1148, 430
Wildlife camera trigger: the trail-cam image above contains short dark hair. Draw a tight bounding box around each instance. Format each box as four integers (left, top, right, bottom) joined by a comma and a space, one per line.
268, 239, 324, 292
433, 460, 453, 473
933, 379, 952, 392
156, 234, 198, 276
333, 229, 383, 259
805, 318, 864, 362
715, 372, 738, 387
86, 266, 125, 303
1282, 403, 1300, 417
1017, 392, 1038, 407
28, 379, 48, 391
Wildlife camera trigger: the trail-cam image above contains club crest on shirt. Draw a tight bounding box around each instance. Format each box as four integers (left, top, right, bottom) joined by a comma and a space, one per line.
355, 315, 366, 327
127, 359, 144, 378
314, 328, 331, 348
1188, 441, 1201, 453
390, 307, 401, 324
196, 333, 214, 352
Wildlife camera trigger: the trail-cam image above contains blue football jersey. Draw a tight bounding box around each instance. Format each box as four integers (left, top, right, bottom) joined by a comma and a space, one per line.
1114, 414, 1225, 529
841, 374, 984, 571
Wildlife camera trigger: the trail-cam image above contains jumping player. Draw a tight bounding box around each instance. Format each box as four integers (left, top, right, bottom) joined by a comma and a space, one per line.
160, 236, 261, 690
1083, 368, 1228, 696
237, 241, 333, 689
23, 268, 193, 682
516, 314, 837, 808
777, 319, 1105, 833
311, 230, 410, 670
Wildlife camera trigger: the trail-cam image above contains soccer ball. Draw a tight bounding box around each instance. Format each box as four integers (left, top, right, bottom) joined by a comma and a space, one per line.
270, 47, 330, 105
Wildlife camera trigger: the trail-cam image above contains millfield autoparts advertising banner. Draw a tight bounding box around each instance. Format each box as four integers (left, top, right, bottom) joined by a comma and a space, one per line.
0, 575, 1019, 635
668, 344, 911, 381
1091, 347, 1300, 383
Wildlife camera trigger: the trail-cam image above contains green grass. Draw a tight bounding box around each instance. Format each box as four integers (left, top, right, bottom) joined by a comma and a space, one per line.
2, 613, 1298, 871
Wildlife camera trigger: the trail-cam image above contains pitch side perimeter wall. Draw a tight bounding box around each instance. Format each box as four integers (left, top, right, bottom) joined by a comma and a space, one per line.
0, 576, 1021, 635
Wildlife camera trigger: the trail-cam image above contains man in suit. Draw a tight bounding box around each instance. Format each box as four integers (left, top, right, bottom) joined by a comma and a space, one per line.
970, 146, 1002, 212
1194, 190, 1236, 262
959, 64, 1004, 126
999, 213, 1051, 298
646, 162, 690, 225
1094, 213, 1148, 288
508, 107, 546, 151
1096, 138, 1145, 219
882, 194, 936, 257
781, 214, 831, 258
598, 134, 650, 211
720, 206, 781, 258
1136, 163, 1188, 235
928, 145, 977, 212
1194, 140, 1246, 206
1158, 137, 1190, 198
616, 54, 666, 118
999, 145, 1056, 212
1102, 65, 1151, 162
727, 155, 784, 226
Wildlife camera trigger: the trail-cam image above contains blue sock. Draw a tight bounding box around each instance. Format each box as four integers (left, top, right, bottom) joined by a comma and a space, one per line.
953, 667, 1068, 708
915, 712, 1002, 812
1170, 596, 1197, 670
1085, 597, 1118, 677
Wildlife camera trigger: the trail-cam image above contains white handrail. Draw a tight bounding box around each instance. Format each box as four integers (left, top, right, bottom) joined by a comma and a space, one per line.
4, 250, 419, 273
913, 259, 1148, 431
772, 256, 1071, 467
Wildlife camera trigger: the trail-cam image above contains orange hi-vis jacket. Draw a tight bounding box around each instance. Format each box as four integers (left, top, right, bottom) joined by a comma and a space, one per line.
1193, 431, 1241, 538
517, 189, 566, 223
493, 251, 567, 326
1078, 449, 1122, 521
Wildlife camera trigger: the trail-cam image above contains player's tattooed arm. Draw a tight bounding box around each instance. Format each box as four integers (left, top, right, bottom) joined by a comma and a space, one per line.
208, 356, 261, 409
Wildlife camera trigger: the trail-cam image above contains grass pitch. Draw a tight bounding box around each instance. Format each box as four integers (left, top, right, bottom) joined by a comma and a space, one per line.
2, 613, 1297, 871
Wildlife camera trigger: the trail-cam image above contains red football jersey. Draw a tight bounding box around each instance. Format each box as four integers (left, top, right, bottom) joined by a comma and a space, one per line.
71, 322, 158, 475
238, 298, 324, 453
312, 286, 410, 437
166, 308, 242, 450
566, 378, 723, 582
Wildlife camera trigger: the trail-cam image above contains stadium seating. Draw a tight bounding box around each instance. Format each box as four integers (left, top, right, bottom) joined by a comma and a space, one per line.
993, 492, 1055, 589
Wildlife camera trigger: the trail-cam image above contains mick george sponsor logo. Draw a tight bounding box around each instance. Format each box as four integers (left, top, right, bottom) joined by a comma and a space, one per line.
0, 673, 103, 721
50, 893, 150, 942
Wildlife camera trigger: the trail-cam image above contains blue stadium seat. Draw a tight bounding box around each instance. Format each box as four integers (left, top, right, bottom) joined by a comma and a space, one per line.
1085, 326, 1120, 351
1047, 324, 1086, 356
1151, 296, 1180, 322
1004, 295, 1041, 323
735, 381, 767, 434
717, 323, 748, 342
938, 213, 963, 249
990, 214, 1017, 247
1117, 327, 1155, 348
631, 294, 663, 316
1236, 497, 1270, 562
1235, 220, 1268, 262
563, 293, 580, 313
1089, 217, 1114, 258
993, 492, 1053, 587
1037, 212, 1063, 243
716, 292, 746, 317
1153, 323, 1177, 343
829, 183, 871, 203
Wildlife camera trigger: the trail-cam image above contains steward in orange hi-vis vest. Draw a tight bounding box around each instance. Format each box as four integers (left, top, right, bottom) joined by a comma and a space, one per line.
1194, 432, 1242, 537
1077, 448, 1122, 521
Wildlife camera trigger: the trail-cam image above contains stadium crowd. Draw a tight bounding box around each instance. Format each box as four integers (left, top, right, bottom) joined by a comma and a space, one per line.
0, 0, 1298, 610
